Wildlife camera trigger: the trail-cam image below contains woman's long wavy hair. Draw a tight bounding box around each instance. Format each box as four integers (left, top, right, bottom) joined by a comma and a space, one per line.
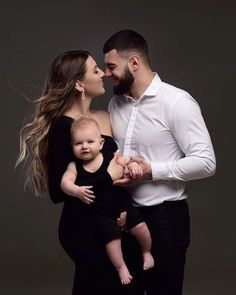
16, 50, 90, 196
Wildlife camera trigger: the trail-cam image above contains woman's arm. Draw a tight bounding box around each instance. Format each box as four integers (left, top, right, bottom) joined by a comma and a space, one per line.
47, 118, 74, 203
60, 152, 124, 196
48, 116, 123, 201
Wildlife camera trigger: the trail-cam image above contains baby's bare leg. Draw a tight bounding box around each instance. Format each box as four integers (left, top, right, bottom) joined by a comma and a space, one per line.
130, 222, 155, 270
106, 239, 133, 285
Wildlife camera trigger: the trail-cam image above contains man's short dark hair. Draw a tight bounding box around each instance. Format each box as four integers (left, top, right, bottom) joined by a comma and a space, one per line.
103, 29, 150, 65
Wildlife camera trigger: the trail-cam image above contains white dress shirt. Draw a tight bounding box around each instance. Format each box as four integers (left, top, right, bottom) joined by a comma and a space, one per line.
109, 74, 216, 206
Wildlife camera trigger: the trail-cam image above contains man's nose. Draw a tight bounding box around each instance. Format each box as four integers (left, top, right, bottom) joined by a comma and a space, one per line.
105, 68, 112, 77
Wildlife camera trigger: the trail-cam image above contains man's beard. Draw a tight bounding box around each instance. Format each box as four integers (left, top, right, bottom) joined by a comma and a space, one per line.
113, 67, 134, 95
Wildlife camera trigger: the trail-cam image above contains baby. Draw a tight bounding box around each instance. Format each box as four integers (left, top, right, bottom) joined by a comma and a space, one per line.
61, 116, 154, 284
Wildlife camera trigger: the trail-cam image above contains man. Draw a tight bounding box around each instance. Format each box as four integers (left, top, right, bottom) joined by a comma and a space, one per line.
103, 29, 216, 295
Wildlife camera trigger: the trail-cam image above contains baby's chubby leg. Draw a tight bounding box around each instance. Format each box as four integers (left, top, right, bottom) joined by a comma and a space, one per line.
130, 222, 155, 270
106, 239, 133, 285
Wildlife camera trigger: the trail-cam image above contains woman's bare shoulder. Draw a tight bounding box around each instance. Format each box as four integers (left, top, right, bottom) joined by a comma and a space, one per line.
91, 109, 112, 136
92, 109, 109, 116
91, 109, 110, 121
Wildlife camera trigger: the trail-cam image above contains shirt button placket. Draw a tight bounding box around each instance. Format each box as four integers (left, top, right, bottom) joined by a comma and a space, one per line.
123, 102, 138, 158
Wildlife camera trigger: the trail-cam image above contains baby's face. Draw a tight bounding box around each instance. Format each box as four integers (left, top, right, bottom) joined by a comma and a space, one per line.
72, 126, 104, 162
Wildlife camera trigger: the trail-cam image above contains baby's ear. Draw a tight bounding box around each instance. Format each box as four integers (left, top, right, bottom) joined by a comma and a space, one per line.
100, 137, 105, 149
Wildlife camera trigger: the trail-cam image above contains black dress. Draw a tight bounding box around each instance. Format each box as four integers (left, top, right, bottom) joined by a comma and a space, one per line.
47, 116, 143, 295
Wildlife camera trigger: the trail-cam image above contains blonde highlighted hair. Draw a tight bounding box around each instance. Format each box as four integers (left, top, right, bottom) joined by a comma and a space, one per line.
16, 50, 90, 196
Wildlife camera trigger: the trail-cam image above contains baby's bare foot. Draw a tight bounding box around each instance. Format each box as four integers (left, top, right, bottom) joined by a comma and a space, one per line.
143, 252, 155, 270
118, 265, 133, 285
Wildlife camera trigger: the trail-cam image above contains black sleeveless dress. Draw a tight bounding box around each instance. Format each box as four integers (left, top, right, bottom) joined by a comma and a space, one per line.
47, 116, 143, 295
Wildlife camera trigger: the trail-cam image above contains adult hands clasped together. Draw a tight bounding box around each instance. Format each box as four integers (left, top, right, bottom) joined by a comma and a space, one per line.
108, 150, 152, 187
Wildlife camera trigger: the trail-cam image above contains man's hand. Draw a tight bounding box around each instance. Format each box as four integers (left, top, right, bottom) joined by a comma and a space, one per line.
114, 156, 152, 186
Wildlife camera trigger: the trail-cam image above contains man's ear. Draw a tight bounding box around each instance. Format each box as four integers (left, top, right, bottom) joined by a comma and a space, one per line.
128, 55, 140, 71
75, 80, 84, 92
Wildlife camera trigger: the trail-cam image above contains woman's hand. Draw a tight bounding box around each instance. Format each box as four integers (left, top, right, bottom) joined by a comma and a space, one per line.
77, 185, 95, 204
61, 162, 95, 204
117, 211, 127, 231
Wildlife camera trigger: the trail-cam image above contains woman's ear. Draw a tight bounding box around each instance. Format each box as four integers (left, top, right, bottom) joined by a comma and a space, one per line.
75, 80, 84, 92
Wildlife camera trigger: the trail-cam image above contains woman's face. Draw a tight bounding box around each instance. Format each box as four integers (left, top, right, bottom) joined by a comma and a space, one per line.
82, 56, 105, 98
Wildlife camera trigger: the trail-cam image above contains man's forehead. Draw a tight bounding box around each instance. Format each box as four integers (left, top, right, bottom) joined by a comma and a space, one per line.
104, 49, 119, 61
104, 49, 128, 63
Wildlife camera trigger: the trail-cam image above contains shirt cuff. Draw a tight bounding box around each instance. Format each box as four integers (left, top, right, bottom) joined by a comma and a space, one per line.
151, 162, 170, 180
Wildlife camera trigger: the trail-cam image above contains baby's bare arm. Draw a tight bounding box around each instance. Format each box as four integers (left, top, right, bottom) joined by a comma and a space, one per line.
61, 162, 94, 204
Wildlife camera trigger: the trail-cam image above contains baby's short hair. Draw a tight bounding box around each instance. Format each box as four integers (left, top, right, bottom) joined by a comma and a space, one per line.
70, 115, 101, 139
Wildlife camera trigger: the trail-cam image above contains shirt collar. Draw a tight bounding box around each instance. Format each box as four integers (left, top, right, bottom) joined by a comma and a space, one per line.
125, 73, 162, 103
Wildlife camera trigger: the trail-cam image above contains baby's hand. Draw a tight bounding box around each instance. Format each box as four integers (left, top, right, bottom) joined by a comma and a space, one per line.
78, 186, 95, 204
127, 161, 143, 179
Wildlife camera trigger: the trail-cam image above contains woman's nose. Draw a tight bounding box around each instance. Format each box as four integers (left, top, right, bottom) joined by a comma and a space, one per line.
100, 69, 105, 77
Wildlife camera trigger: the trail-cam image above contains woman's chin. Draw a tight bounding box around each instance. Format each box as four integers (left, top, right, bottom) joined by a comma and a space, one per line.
95, 89, 106, 97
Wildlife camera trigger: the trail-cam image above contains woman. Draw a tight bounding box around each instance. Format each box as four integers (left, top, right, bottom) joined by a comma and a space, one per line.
16, 50, 134, 295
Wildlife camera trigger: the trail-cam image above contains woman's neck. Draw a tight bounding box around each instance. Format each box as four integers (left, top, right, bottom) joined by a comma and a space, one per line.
65, 97, 93, 119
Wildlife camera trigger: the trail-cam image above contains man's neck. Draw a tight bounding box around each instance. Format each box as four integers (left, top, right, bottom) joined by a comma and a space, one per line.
130, 70, 155, 100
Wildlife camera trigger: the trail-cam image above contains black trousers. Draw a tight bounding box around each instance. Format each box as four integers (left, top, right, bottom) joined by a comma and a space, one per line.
122, 199, 190, 295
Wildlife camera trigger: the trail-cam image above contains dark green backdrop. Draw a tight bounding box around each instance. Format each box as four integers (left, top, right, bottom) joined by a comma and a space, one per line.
1, 0, 235, 294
